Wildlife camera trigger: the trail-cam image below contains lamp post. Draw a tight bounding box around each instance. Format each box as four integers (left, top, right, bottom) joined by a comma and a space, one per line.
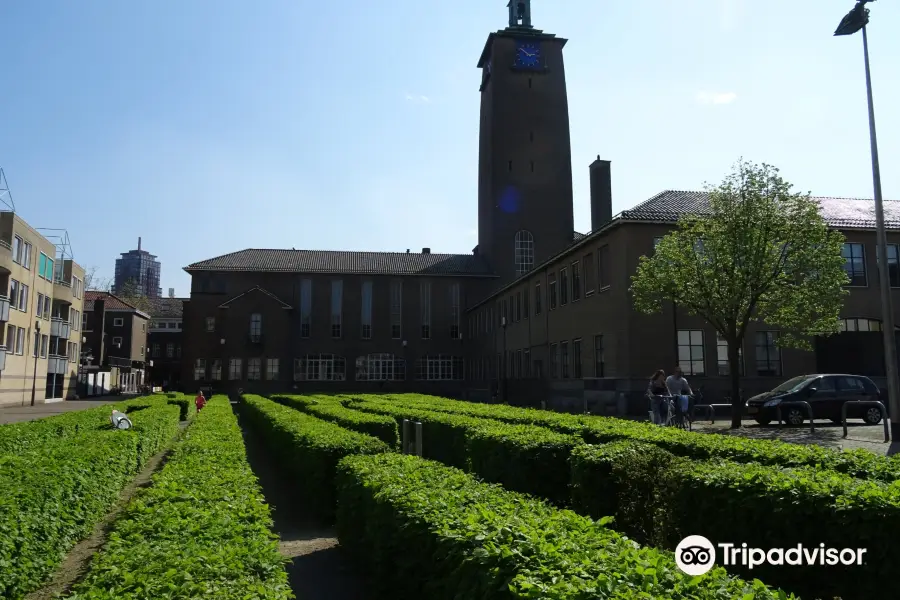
834, 0, 898, 439
30, 320, 41, 406
501, 316, 508, 404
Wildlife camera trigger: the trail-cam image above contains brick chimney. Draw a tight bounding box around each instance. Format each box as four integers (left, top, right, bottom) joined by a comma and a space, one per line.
589, 157, 612, 232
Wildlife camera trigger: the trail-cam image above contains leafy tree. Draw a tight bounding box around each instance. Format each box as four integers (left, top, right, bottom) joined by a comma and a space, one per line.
115, 279, 153, 313
630, 160, 849, 428
83, 266, 111, 292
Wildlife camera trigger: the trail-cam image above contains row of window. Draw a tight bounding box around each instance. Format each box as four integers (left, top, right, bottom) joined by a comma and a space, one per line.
206, 280, 462, 341
841, 242, 900, 287
193, 353, 465, 382
2, 323, 80, 361
106, 335, 145, 357
680, 330, 782, 377
150, 319, 183, 331
12, 235, 84, 295
150, 343, 182, 359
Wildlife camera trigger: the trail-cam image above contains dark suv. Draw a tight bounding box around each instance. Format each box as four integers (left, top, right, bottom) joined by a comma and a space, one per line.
745, 374, 884, 426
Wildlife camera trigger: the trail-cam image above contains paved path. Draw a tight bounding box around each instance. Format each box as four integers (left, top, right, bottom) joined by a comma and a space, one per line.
0, 399, 120, 424
690, 417, 900, 456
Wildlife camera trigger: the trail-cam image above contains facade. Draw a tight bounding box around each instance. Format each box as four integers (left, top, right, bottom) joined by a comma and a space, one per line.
82, 291, 150, 393
180, 2, 900, 410
0, 211, 86, 406
146, 297, 185, 390
113, 237, 161, 298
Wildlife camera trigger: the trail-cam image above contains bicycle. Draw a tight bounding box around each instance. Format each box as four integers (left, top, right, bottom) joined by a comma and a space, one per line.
649, 393, 693, 430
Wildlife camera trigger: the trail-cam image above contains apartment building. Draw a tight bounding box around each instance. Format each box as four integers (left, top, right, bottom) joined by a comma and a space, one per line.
0, 211, 86, 406
82, 291, 150, 393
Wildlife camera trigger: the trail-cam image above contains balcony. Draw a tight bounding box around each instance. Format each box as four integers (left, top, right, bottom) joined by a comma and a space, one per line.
50, 317, 71, 339
47, 355, 69, 375
0, 295, 9, 323
0, 345, 6, 371
53, 277, 75, 305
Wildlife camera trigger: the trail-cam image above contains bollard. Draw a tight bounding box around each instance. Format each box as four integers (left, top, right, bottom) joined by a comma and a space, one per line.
414, 421, 423, 457
402, 419, 413, 454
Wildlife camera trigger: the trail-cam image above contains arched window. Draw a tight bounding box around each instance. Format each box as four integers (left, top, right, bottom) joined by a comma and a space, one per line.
249, 313, 262, 342
514, 230, 534, 276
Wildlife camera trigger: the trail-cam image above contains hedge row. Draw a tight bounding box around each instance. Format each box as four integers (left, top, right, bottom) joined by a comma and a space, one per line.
0, 402, 181, 599
241, 394, 389, 520
570, 440, 897, 600
356, 393, 900, 483
64, 397, 292, 600
336, 452, 794, 599
271, 394, 398, 447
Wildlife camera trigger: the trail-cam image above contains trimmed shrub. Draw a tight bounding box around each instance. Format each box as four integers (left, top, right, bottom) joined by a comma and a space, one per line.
64, 397, 291, 600
272, 394, 398, 447
570, 440, 900, 600
242, 394, 388, 520
336, 453, 794, 599
0, 403, 180, 599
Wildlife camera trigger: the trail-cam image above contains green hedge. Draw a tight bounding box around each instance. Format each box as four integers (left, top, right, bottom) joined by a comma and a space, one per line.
64, 397, 292, 600
0, 402, 180, 599
570, 440, 899, 600
242, 394, 389, 521
336, 453, 794, 600
272, 394, 398, 447
164, 394, 196, 421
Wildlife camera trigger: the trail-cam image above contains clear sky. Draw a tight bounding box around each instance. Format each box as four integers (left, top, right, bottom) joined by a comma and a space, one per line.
1, 0, 898, 296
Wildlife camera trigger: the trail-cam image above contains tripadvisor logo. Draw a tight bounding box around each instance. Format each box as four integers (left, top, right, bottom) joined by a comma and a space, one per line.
675, 535, 867, 576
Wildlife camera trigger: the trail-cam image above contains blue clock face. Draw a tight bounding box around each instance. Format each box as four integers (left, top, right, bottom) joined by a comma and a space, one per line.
514, 41, 541, 69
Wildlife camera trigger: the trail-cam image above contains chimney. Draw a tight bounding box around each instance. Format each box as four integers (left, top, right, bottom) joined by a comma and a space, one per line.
589, 157, 612, 232
137, 237, 142, 251
168, 287, 175, 298
422, 247, 431, 254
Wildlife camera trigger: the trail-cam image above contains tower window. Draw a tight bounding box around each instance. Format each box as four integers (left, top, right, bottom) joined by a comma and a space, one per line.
514, 230, 535, 276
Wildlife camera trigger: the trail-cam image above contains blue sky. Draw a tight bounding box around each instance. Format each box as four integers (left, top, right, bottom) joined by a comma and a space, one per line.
1, 0, 898, 296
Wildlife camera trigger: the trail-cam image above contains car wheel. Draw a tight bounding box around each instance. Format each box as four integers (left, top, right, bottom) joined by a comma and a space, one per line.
864, 406, 883, 425
785, 408, 805, 426
754, 418, 772, 426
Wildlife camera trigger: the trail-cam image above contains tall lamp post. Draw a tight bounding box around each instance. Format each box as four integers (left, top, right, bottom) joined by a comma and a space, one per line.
834, 0, 898, 439
501, 316, 508, 404
30, 320, 41, 406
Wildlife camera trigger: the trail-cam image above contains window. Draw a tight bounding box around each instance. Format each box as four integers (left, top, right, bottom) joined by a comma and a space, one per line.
32, 331, 39, 358
450, 283, 460, 339
548, 273, 557, 310
41, 297, 50, 320
39, 334, 46, 357
571, 261, 582, 301
515, 291, 522, 322
840, 317, 883, 332
12, 235, 21, 264
176, 345, 182, 359
39, 253, 53, 280
113, 317, 124, 327
514, 230, 535, 276
15, 326, 24, 355
677, 330, 705, 376
139, 346, 144, 357
152, 343, 160, 357
594, 335, 604, 377
249, 313, 262, 341
559, 268, 568, 305
5, 324, 13, 352
229, 358, 242, 380
390, 280, 402, 339
876, 244, 900, 287
716, 333, 744, 376
653, 237, 664, 251
266, 358, 279, 380
523, 349, 530, 377
193, 359, 207, 381
73, 276, 82, 299
516, 349, 523, 378
583, 253, 596, 294
755, 331, 782, 376
205, 317, 215, 332
550, 343, 559, 378
415, 355, 464, 380
361, 280, 373, 339
841, 243, 867, 286
560, 341, 569, 378
573, 338, 582, 378
295, 354, 346, 381
598, 245, 611, 289
211, 359, 222, 380
141, 322, 145, 333
300, 279, 312, 338
420, 281, 431, 339
166, 343, 175, 357
356, 353, 406, 381
247, 358, 261, 380
9, 280, 18, 310
23, 241, 31, 269
523, 286, 529, 318
17, 283, 27, 311
36, 294, 44, 320
82, 312, 88, 330
111, 336, 123, 347
331, 280, 343, 338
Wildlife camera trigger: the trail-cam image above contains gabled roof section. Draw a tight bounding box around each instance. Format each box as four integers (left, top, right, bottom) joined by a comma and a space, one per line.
146, 297, 187, 319
217, 286, 293, 310
620, 190, 900, 229
84, 291, 151, 319
185, 249, 495, 277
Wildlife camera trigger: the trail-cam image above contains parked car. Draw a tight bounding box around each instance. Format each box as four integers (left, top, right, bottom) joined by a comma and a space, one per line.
745, 374, 884, 426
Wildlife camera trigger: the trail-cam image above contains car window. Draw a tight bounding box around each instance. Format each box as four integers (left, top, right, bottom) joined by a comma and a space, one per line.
773, 376, 814, 393
814, 376, 836, 391
836, 376, 866, 392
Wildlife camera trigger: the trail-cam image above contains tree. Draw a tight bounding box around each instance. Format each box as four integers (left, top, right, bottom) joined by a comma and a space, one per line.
84, 266, 111, 292
115, 279, 153, 313
630, 160, 849, 429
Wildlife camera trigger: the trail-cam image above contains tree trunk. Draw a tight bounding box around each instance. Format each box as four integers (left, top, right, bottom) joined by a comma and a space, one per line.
729, 342, 743, 429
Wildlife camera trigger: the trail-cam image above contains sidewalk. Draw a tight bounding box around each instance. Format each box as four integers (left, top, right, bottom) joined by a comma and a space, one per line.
0, 398, 121, 424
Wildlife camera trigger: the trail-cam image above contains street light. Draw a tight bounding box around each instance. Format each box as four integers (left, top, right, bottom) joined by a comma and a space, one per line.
834, 0, 898, 439
30, 320, 40, 406
501, 316, 508, 404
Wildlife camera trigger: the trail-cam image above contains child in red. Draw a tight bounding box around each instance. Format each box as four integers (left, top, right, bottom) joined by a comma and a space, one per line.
195, 391, 207, 412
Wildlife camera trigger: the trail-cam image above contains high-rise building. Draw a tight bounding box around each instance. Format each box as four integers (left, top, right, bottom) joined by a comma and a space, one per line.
113, 237, 161, 298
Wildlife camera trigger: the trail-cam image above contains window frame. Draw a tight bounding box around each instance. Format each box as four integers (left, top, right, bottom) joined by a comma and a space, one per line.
755, 331, 782, 377
514, 230, 535, 276
715, 332, 744, 376
571, 261, 582, 301
113, 317, 124, 327
676, 329, 706, 376
598, 244, 611, 290
841, 242, 868, 287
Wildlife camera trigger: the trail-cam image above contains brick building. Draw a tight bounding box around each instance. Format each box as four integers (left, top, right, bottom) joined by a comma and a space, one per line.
146, 297, 186, 390
82, 291, 150, 393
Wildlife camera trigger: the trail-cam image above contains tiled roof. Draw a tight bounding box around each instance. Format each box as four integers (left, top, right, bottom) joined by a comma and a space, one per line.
84, 291, 142, 312
620, 190, 900, 229
146, 297, 187, 318
184, 249, 495, 276
573, 231, 586, 241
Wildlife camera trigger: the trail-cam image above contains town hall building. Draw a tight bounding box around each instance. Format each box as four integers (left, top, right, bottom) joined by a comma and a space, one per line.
182, 1, 900, 412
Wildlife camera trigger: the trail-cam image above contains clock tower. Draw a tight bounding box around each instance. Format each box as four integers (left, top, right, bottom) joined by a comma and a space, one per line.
476, 0, 575, 288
